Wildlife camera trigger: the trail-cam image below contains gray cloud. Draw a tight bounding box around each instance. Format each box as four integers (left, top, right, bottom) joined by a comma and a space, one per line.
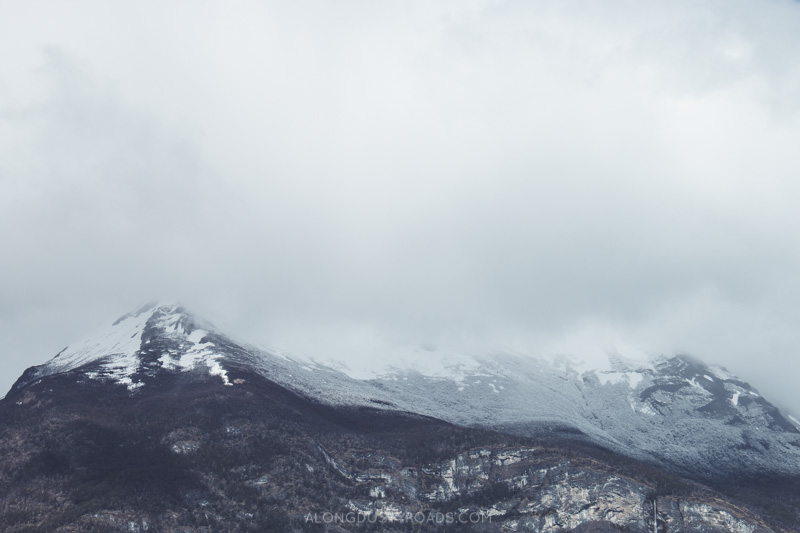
2, 0, 800, 412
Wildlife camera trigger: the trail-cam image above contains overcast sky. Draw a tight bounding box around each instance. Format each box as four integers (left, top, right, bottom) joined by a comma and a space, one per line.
1, 0, 799, 410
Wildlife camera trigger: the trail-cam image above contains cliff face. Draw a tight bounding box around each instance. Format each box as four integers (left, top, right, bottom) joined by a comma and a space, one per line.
0, 367, 788, 533
322, 444, 775, 533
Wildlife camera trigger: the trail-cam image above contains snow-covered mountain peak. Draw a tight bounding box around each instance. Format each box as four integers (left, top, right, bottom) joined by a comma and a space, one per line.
17, 301, 230, 391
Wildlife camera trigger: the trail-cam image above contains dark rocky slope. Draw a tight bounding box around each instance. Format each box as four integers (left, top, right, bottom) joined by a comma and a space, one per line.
0, 366, 794, 532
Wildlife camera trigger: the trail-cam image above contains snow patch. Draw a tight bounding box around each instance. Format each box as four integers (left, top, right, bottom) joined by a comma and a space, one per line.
731, 391, 741, 407
117, 376, 144, 391
596, 371, 643, 389
186, 329, 207, 343
44, 307, 150, 376
208, 360, 231, 386
629, 396, 657, 416
709, 365, 737, 381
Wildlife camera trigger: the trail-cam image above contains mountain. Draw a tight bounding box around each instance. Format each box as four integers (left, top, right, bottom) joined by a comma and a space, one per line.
13, 301, 799, 479
1, 301, 798, 532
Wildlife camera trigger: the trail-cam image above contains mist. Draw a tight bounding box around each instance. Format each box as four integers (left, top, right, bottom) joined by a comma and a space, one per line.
2, 0, 800, 411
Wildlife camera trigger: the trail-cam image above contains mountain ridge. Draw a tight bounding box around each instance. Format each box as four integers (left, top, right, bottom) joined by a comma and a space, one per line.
9, 301, 800, 482
3, 302, 799, 531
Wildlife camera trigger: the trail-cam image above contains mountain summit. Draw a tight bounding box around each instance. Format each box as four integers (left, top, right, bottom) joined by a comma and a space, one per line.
11, 301, 234, 393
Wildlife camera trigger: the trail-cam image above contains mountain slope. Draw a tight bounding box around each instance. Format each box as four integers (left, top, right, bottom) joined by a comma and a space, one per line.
1, 343, 788, 532
11, 302, 800, 480
3, 302, 800, 531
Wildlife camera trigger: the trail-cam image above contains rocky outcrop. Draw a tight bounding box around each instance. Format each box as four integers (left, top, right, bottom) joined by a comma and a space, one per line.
336, 445, 775, 533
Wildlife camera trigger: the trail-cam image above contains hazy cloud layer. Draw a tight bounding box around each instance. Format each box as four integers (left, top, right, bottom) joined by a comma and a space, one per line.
2, 1, 800, 410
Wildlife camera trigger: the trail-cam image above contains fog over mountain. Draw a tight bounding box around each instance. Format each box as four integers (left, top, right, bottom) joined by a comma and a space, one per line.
2, 0, 800, 413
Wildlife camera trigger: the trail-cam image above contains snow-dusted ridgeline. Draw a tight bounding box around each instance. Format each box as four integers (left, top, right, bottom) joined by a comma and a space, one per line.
13, 301, 800, 479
